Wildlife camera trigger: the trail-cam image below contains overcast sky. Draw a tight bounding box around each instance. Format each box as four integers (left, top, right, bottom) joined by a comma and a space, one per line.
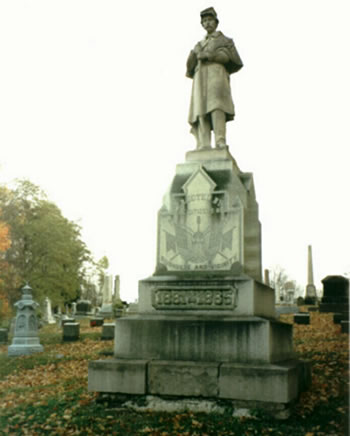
0, 1, 349, 301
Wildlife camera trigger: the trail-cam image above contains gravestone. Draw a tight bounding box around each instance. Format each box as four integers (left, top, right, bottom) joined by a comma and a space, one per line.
43, 297, 56, 324
101, 323, 115, 340
61, 318, 75, 326
63, 322, 80, 342
294, 313, 310, 325
99, 275, 114, 318
90, 318, 104, 327
304, 245, 317, 305
8, 284, 44, 356
71, 302, 77, 315
76, 299, 92, 316
319, 275, 349, 314
88, 7, 310, 418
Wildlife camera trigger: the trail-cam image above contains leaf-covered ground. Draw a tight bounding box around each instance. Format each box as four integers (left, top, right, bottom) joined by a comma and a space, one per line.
0, 312, 348, 435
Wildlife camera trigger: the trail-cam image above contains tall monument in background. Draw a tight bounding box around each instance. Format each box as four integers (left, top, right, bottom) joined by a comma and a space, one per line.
305, 245, 317, 304
89, 8, 310, 418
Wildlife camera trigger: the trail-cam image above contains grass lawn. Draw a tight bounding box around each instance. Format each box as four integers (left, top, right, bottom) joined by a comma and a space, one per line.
0, 312, 348, 435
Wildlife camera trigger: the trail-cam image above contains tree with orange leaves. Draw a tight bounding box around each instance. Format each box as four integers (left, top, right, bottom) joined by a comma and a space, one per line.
0, 211, 11, 321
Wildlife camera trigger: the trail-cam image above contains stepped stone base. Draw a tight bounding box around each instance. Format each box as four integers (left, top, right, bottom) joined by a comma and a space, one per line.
89, 358, 311, 414
113, 314, 294, 363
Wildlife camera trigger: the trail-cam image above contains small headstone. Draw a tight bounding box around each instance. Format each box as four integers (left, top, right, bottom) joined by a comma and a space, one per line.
63, 322, 80, 342
90, 318, 104, 327
71, 302, 77, 315
294, 313, 310, 325
341, 321, 349, 334
333, 313, 349, 324
8, 284, 44, 356
43, 297, 56, 324
61, 318, 75, 326
76, 300, 92, 316
101, 323, 115, 340
99, 275, 114, 318
0, 328, 8, 345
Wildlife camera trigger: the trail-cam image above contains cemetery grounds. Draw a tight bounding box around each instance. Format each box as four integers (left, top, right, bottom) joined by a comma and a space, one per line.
0, 311, 348, 435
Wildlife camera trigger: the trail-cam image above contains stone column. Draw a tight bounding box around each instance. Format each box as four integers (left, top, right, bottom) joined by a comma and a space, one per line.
305, 245, 317, 304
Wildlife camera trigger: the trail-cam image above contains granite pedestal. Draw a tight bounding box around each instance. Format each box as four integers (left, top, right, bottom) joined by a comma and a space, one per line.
88, 149, 310, 417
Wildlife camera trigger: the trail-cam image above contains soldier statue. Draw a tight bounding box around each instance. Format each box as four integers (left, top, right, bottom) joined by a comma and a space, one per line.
186, 7, 243, 149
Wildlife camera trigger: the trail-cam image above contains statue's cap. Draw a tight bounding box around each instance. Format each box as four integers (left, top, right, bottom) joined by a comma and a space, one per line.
200, 7, 218, 20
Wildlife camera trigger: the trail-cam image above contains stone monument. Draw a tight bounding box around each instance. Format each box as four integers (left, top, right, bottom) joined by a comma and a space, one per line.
89, 8, 310, 417
319, 275, 349, 314
75, 299, 92, 316
99, 274, 114, 318
8, 284, 44, 356
304, 245, 317, 305
43, 297, 56, 324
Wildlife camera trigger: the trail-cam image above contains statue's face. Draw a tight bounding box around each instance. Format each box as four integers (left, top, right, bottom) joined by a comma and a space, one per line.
201, 15, 217, 34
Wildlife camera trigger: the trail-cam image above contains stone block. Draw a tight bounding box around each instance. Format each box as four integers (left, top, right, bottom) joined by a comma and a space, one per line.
90, 318, 104, 327
294, 314, 310, 325
341, 321, 349, 333
138, 276, 275, 318
63, 322, 80, 342
148, 360, 219, 397
101, 323, 115, 340
219, 360, 311, 403
114, 315, 294, 363
0, 328, 8, 345
333, 313, 349, 324
88, 359, 147, 394
61, 318, 75, 326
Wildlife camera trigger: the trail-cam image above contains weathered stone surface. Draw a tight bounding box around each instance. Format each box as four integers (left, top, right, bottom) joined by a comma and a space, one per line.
101, 323, 115, 340
114, 314, 294, 363
88, 359, 148, 394
155, 155, 261, 281
148, 360, 218, 397
219, 360, 311, 403
63, 322, 80, 342
139, 276, 275, 318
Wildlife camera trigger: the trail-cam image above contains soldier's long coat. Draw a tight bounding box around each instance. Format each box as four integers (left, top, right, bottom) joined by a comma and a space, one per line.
186, 31, 243, 128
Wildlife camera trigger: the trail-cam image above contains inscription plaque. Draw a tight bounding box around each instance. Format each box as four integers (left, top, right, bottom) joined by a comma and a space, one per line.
151, 284, 238, 310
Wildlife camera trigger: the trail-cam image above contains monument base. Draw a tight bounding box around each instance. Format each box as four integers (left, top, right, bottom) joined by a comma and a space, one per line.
8, 337, 44, 356
88, 275, 311, 415
88, 358, 311, 419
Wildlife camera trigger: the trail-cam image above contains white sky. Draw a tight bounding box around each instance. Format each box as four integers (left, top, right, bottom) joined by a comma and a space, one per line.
0, 1, 349, 302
